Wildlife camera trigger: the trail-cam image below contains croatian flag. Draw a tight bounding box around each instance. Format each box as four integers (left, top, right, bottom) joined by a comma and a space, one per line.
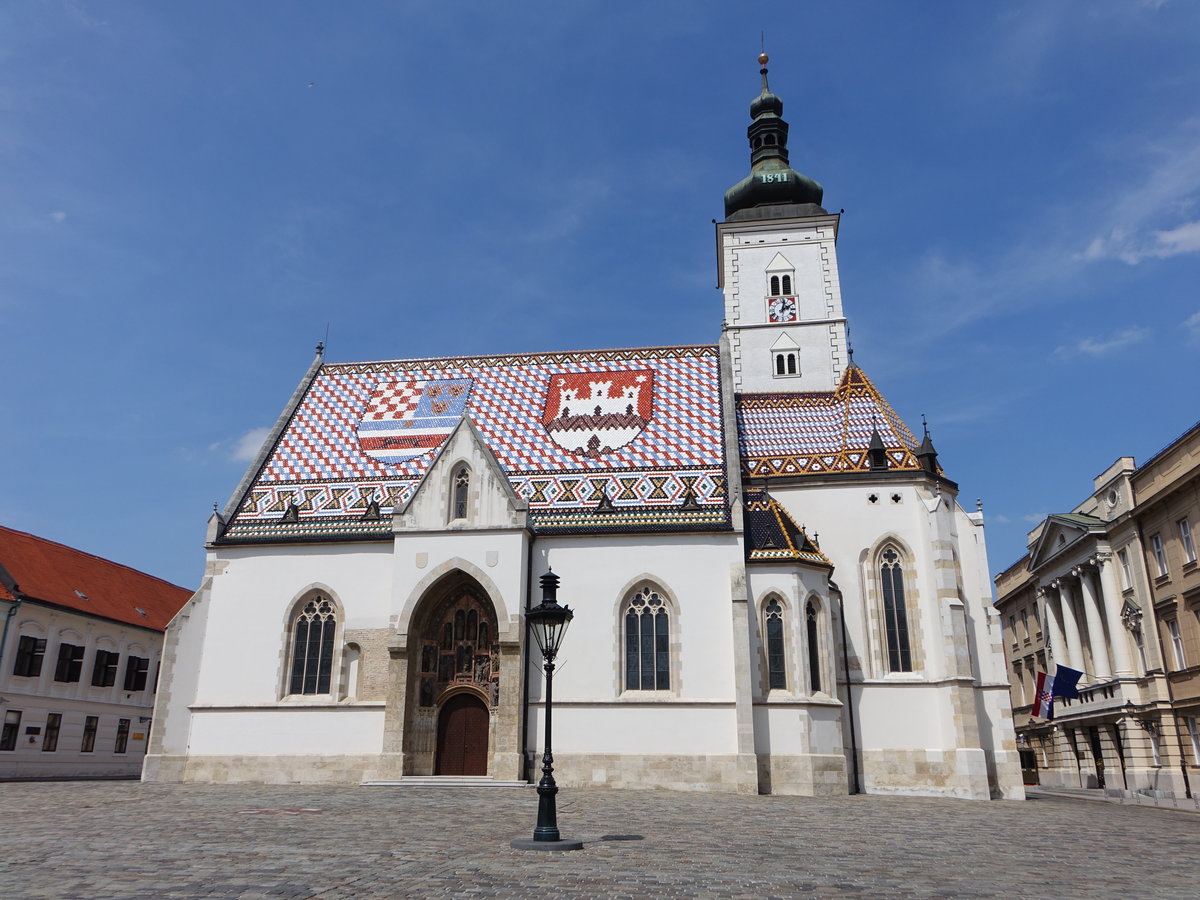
1032, 671, 1054, 719
1053, 665, 1083, 699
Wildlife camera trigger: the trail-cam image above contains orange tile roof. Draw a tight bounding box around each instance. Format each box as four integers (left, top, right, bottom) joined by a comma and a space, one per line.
0, 526, 192, 632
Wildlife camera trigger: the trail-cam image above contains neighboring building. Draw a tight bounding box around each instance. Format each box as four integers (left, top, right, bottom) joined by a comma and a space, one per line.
146, 57, 1022, 801
995, 421, 1200, 802
0, 526, 192, 778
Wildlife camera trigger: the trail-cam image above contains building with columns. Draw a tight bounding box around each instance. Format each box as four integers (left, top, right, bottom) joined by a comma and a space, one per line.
995, 420, 1200, 801
146, 57, 1022, 801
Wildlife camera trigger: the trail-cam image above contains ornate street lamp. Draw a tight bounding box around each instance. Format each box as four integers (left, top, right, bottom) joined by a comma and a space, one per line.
511, 569, 583, 851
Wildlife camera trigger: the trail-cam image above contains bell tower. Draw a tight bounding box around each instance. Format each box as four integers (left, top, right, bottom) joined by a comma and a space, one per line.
717, 54, 849, 394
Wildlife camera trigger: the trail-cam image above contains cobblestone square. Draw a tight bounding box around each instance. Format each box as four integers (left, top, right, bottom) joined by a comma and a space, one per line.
0, 781, 1195, 899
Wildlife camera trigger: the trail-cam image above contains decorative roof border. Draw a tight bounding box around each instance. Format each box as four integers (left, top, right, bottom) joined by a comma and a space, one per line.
325, 344, 720, 376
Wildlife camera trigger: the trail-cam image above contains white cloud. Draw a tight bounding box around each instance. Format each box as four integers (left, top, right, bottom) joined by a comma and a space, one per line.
1185, 310, 1200, 341
1082, 219, 1200, 264
1054, 325, 1150, 358
1077, 117, 1200, 264
1022, 513, 1045, 523
231, 427, 271, 462
47, 211, 66, 224
991, 514, 1012, 524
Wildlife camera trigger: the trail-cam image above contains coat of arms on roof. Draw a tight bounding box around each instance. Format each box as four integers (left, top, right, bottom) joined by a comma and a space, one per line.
357, 377, 473, 464
541, 369, 654, 458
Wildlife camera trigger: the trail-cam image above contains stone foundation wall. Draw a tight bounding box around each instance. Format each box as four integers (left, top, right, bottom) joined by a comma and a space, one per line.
858, 747, 992, 800
548, 753, 758, 793
142, 753, 406, 785
757, 752, 847, 796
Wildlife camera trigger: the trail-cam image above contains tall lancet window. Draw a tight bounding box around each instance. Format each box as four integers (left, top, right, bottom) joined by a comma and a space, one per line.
289, 596, 337, 695
806, 600, 821, 692
451, 465, 470, 521
880, 547, 913, 672
624, 586, 671, 691
765, 597, 786, 690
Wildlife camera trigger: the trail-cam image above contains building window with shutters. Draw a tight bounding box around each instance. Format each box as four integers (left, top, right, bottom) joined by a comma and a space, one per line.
623, 585, 673, 692
13, 635, 46, 677
287, 595, 338, 696
91, 649, 120, 687
123, 656, 150, 692
54, 643, 85, 683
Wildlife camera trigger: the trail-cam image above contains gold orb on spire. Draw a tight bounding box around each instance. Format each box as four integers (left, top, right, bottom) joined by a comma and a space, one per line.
758, 52, 769, 66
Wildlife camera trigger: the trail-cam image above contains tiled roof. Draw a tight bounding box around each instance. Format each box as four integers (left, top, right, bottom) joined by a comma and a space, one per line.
222, 346, 730, 541
736, 366, 921, 477
0, 527, 192, 631
743, 490, 831, 567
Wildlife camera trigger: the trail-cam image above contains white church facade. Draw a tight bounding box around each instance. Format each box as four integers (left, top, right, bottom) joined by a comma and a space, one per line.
145, 57, 1023, 800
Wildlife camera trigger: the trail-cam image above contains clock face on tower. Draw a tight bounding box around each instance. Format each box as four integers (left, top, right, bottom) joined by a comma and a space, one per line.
768, 296, 797, 323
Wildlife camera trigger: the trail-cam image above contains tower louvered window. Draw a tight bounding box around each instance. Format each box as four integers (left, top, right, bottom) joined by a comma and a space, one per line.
289, 596, 337, 694
880, 548, 913, 672
624, 587, 670, 691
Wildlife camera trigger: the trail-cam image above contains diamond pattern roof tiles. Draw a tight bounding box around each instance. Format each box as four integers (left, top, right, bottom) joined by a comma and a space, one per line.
222, 346, 730, 540
736, 366, 921, 477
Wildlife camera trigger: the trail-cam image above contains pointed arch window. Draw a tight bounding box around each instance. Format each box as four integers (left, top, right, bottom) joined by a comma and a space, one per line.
624, 587, 671, 691
765, 598, 787, 690
288, 596, 337, 695
451, 465, 470, 521
880, 548, 913, 672
806, 600, 822, 692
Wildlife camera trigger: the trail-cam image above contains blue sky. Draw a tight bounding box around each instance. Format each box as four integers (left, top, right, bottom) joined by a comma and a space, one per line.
3, 1, 1198, 591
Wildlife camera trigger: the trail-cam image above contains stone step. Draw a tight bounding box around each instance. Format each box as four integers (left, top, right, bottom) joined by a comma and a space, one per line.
362, 776, 532, 788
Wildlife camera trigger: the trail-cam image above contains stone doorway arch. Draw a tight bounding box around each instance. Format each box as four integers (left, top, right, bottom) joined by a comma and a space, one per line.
388, 569, 522, 778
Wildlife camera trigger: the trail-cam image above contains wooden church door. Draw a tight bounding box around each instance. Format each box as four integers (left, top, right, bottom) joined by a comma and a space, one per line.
435, 693, 489, 775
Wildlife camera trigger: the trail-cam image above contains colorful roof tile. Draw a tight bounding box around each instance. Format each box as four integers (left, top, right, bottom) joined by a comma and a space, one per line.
221, 346, 730, 541
0, 527, 192, 631
736, 366, 921, 477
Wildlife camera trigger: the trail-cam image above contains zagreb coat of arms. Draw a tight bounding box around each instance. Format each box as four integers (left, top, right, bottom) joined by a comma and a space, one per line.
541, 369, 654, 458
357, 378, 473, 464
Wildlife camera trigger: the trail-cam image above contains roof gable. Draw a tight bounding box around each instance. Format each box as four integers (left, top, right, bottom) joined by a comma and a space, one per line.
1027, 514, 1105, 570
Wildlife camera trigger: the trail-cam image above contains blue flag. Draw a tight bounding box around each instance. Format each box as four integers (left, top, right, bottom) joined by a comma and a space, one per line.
1053, 665, 1082, 699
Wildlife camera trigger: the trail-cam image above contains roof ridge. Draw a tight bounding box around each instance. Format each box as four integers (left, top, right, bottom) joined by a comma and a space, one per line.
0, 525, 189, 591
323, 342, 720, 368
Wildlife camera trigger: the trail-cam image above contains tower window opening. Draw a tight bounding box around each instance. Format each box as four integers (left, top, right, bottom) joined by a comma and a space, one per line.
770, 275, 780, 295
781, 274, 792, 294
772, 350, 798, 377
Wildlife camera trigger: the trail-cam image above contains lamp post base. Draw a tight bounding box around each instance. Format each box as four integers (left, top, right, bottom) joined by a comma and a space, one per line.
510, 837, 584, 851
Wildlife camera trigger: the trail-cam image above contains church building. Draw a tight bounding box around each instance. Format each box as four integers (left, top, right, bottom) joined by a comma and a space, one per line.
145, 57, 1023, 800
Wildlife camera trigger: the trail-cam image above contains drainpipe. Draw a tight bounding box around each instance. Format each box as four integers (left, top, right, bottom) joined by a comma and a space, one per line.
837, 593, 860, 794
0, 564, 25, 673
1134, 520, 1192, 799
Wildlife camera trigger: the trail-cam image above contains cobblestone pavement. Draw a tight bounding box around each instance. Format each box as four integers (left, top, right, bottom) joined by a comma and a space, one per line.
1, 781, 1196, 899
